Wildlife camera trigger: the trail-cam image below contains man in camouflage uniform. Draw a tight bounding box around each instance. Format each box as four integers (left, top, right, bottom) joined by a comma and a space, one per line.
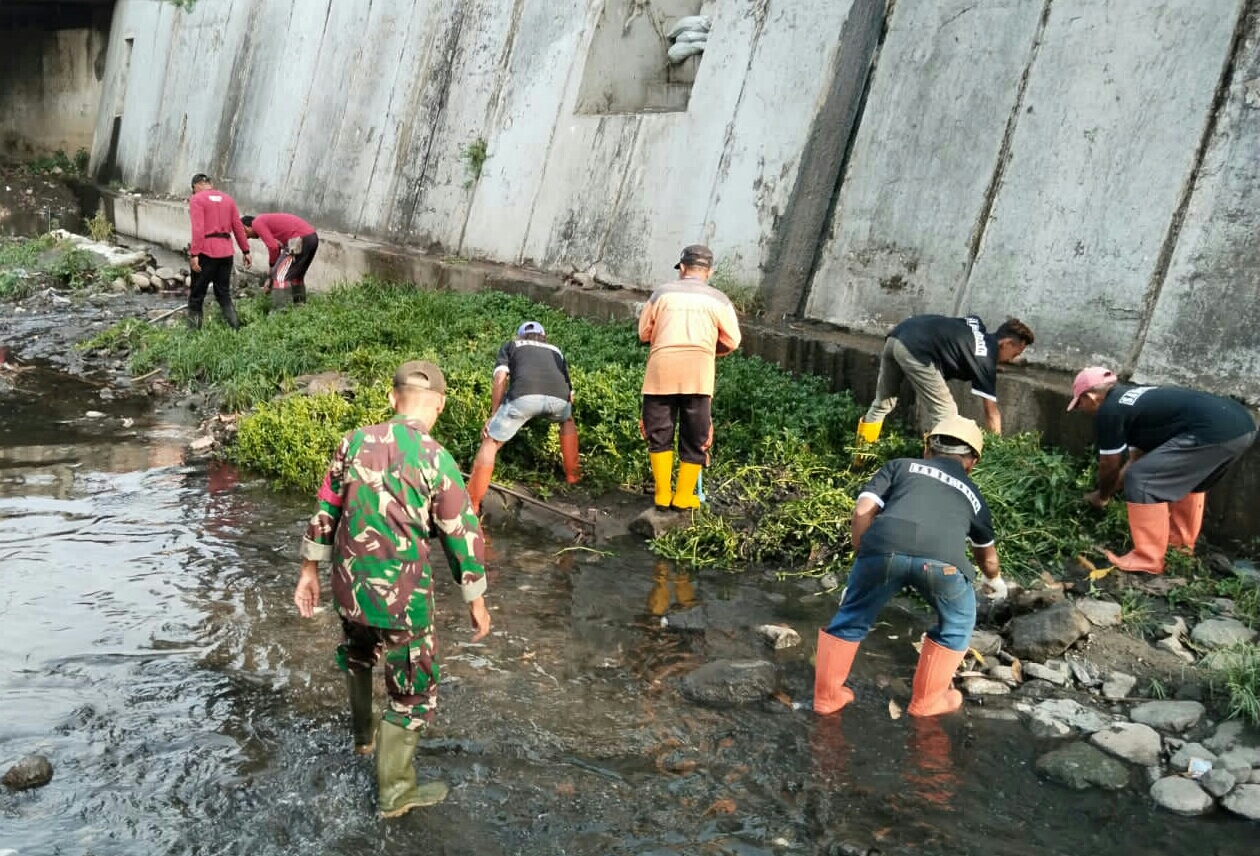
293, 360, 491, 818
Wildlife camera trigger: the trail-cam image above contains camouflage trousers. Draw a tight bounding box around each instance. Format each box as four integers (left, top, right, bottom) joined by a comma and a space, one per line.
337, 618, 440, 732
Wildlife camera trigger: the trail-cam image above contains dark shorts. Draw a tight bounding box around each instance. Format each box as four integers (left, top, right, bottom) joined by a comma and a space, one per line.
1124, 431, 1256, 503
641, 393, 712, 464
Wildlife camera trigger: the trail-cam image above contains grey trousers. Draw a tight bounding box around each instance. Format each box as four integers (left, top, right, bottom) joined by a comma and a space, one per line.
863, 336, 957, 430
1124, 431, 1256, 503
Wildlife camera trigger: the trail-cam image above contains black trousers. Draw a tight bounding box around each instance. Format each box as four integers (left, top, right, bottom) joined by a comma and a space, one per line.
642, 393, 712, 464
189, 254, 235, 313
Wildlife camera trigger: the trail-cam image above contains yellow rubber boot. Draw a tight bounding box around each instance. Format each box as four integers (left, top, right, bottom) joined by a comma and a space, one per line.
671, 462, 703, 510
649, 451, 674, 510
856, 419, 883, 443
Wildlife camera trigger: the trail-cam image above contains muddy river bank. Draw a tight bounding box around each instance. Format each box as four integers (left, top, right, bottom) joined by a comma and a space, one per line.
1, 294, 1257, 854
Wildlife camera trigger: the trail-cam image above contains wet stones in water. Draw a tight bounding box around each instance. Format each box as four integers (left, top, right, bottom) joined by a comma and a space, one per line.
963, 676, 1011, 696
1005, 601, 1090, 661
1216, 746, 1260, 776
1200, 768, 1237, 799
1035, 742, 1130, 790
1019, 698, 1115, 738
1169, 742, 1217, 771
1089, 722, 1162, 767
2, 754, 53, 790
680, 659, 776, 707
1128, 700, 1205, 733
661, 606, 705, 632
1073, 598, 1122, 627
1221, 784, 1260, 820
1205, 719, 1253, 754
755, 624, 801, 649
1022, 661, 1070, 686
1150, 776, 1215, 816
1189, 617, 1258, 650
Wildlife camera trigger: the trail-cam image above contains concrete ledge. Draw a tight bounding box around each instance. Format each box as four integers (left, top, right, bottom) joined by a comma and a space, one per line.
108, 192, 1259, 544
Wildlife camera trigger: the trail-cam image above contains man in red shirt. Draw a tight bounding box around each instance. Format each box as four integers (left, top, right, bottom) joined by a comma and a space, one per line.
241, 212, 319, 307
187, 173, 251, 330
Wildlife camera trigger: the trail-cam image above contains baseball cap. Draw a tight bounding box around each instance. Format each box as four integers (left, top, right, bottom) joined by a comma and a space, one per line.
927, 415, 985, 459
674, 244, 714, 270
517, 320, 545, 337
392, 360, 446, 394
190, 173, 211, 189
1067, 366, 1116, 411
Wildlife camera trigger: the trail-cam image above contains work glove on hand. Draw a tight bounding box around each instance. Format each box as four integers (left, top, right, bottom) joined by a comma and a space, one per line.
978, 574, 1008, 603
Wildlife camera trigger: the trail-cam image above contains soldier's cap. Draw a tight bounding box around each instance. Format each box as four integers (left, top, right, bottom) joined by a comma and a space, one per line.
517, 320, 544, 337
392, 360, 446, 394
1067, 366, 1116, 411
674, 244, 714, 270
190, 173, 211, 189
926, 415, 984, 459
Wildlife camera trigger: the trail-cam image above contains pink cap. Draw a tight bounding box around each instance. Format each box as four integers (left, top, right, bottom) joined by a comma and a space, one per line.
1067, 366, 1116, 411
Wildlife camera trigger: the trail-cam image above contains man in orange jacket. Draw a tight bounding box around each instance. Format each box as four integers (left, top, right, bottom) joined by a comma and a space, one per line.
638, 245, 741, 511
814, 416, 1006, 717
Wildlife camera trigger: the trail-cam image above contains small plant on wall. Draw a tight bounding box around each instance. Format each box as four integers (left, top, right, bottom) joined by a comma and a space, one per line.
462, 137, 488, 189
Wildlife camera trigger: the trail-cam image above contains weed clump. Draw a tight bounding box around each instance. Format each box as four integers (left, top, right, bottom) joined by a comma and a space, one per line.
85, 278, 1183, 586
0, 235, 121, 299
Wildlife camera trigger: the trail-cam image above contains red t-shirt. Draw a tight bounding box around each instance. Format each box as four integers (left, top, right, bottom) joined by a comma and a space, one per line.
250, 212, 316, 265
189, 189, 249, 258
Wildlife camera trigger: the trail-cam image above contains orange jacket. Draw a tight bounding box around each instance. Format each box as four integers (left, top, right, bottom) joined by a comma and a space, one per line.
639, 277, 742, 396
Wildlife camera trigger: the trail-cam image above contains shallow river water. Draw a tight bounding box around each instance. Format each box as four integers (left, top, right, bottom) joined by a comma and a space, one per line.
0, 366, 1255, 855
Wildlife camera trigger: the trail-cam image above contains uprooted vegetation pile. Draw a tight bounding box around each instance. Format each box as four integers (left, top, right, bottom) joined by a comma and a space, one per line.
0, 233, 180, 301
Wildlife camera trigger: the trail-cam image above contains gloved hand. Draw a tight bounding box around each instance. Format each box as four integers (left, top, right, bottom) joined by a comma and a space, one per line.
978, 574, 1008, 602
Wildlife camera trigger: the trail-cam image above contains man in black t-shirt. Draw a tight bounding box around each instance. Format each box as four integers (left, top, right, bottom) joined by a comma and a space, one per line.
815, 416, 1007, 718
856, 315, 1035, 444
465, 321, 580, 513
1068, 366, 1257, 575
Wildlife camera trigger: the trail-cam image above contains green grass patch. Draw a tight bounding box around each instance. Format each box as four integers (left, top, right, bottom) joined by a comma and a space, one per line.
1207, 643, 1260, 726
0, 234, 126, 298
85, 277, 1205, 584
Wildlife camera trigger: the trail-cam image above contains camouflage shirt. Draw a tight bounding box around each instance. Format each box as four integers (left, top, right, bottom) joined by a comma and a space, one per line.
300, 415, 487, 631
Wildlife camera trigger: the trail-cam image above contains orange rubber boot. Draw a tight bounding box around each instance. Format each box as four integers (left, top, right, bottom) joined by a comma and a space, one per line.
466, 461, 494, 514
1168, 492, 1205, 554
1105, 501, 1170, 574
907, 638, 965, 717
560, 429, 581, 484
814, 630, 860, 714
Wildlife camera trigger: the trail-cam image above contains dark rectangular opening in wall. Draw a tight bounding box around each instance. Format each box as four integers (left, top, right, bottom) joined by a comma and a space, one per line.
98, 37, 132, 184
575, 1, 710, 115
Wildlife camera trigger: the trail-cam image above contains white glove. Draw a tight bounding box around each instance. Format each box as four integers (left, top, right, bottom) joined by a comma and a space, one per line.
979, 574, 1008, 602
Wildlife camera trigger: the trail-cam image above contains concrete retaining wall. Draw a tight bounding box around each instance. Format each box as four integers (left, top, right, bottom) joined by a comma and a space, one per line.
90, 0, 878, 294
0, 27, 107, 158
806, 0, 1260, 398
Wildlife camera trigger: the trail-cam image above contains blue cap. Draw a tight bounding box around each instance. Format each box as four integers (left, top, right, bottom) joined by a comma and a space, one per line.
517, 321, 544, 337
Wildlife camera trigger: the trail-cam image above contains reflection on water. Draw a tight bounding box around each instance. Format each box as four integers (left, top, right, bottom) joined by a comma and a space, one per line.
1, 384, 1256, 856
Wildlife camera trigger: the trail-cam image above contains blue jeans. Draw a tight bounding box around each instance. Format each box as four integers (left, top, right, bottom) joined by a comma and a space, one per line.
485, 394, 572, 442
824, 553, 976, 652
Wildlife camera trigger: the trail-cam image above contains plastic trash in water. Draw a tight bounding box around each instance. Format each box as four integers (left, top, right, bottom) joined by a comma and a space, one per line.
696, 470, 706, 504
1187, 757, 1212, 779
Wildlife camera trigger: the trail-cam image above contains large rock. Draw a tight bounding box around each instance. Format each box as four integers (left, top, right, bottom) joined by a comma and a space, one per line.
1190, 617, 1258, 650
963, 676, 1011, 696
680, 660, 775, 707
1169, 742, 1217, 771
1101, 671, 1137, 700
1215, 746, 1260, 774
1150, 776, 1215, 816
1023, 698, 1115, 738
1035, 742, 1130, 790
1129, 700, 1205, 732
969, 629, 1003, 656
2, 754, 53, 790
1074, 598, 1122, 627
1006, 601, 1091, 661
1221, 784, 1260, 820
1201, 768, 1237, 799
629, 507, 692, 539
1204, 719, 1253, 754
1023, 661, 1070, 686
1090, 722, 1162, 767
